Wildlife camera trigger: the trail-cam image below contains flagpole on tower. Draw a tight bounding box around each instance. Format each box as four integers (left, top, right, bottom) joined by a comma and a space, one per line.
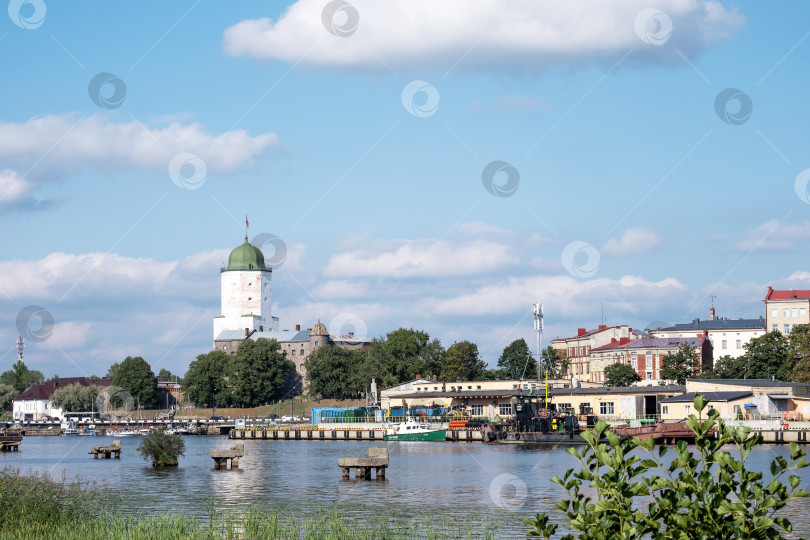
245, 215, 249, 239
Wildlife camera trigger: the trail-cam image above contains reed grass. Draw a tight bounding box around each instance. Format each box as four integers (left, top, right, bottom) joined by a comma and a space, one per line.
0, 467, 499, 539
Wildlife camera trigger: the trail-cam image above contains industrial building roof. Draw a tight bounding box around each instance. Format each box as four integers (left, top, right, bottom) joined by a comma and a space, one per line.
655, 318, 765, 332
660, 391, 752, 403
591, 336, 704, 353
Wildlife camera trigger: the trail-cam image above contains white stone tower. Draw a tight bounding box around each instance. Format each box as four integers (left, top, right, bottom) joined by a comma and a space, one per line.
213, 236, 279, 341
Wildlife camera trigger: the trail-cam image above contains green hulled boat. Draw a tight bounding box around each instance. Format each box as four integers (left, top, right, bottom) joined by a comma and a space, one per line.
383, 417, 446, 441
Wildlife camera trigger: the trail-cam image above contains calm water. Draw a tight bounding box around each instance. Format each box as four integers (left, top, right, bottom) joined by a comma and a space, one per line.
3, 435, 810, 538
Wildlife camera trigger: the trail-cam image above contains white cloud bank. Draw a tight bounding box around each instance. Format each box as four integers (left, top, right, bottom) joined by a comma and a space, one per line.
736, 220, 810, 252
602, 226, 662, 256
0, 114, 279, 174
223, 0, 742, 71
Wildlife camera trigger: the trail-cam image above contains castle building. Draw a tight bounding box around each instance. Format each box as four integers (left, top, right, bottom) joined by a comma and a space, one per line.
213, 236, 279, 338
213, 236, 371, 392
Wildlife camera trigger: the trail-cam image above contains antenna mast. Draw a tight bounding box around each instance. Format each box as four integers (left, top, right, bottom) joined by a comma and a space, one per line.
17, 335, 24, 362
530, 303, 543, 378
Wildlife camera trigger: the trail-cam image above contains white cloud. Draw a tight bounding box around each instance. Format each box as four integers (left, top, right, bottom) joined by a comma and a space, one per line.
223, 0, 742, 71
601, 226, 662, 256
0, 114, 279, 175
323, 239, 520, 279
736, 220, 810, 252
0, 168, 54, 211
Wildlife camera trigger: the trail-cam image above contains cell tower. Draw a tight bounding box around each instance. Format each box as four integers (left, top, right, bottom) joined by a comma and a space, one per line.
533, 303, 543, 378
17, 335, 24, 362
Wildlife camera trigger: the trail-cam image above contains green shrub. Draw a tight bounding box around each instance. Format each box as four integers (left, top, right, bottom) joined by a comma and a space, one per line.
137, 429, 185, 467
526, 394, 808, 539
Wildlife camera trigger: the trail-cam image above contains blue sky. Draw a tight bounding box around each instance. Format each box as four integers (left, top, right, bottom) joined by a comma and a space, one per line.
1, 0, 809, 380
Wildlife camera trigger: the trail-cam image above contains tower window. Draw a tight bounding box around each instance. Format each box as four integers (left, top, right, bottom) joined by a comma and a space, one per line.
291, 350, 296, 356
300, 349, 305, 355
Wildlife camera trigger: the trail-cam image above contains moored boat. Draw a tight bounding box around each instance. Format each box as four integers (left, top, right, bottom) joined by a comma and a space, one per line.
383, 417, 446, 441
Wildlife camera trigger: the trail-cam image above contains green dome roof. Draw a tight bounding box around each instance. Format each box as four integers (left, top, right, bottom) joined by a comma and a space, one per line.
226, 237, 268, 271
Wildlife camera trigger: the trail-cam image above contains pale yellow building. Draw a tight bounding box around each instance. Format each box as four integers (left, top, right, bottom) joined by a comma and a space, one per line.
764, 287, 810, 335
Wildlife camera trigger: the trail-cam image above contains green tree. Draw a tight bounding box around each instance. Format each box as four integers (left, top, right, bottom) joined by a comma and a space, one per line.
524, 394, 809, 539
137, 429, 185, 467
365, 328, 445, 384
660, 344, 700, 385
0, 360, 44, 393
787, 324, 810, 382
113, 356, 158, 409
604, 362, 641, 387
440, 341, 486, 381
543, 346, 569, 379
183, 350, 232, 408
231, 338, 294, 407
497, 339, 537, 380
744, 330, 790, 380
106, 362, 121, 381
157, 368, 182, 384
50, 384, 101, 412
0, 384, 17, 411
304, 346, 367, 399
704, 354, 747, 379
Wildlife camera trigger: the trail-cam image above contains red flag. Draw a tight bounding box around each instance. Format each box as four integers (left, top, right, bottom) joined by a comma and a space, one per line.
246, 215, 249, 228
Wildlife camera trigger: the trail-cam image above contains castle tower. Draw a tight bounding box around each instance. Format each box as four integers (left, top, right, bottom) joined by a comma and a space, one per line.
213, 236, 279, 341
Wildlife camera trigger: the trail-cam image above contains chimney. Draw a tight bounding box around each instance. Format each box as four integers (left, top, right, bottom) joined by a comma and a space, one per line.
415, 374, 421, 379
578, 328, 587, 336
619, 337, 630, 344
710, 307, 715, 321
244, 328, 249, 337
296, 324, 301, 331
598, 324, 607, 330
611, 338, 617, 343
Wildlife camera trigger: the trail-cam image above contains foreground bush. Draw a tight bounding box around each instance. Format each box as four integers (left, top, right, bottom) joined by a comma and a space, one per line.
137, 429, 185, 467
525, 394, 809, 539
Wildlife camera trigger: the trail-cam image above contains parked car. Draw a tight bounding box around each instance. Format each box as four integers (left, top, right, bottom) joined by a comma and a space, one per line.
280, 415, 292, 422
209, 416, 224, 421
268, 414, 280, 420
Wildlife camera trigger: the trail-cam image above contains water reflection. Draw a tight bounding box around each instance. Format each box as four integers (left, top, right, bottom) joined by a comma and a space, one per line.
4, 436, 809, 537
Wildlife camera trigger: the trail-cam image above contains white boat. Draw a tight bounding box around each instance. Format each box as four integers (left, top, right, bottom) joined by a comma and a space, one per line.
61, 428, 80, 436
383, 417, 446, 442
114, 429, 138, 436
138, 428, 153, 435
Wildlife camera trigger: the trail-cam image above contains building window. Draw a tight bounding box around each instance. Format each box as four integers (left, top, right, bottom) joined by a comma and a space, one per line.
784, 309, 790, 318
801, 308, 807, 317
685, 405, 691, 414
773, 325, 778, 332
499, 404, 512, 416
646, 371, 652, 380
736, 340, 741, 349
772, 309, 778, 318
282, 350, 287, 356
470, 404, 484, 417
784, 325, 790, 335
600, 402, 614, 415
476, 385, 481, 390
793, 308, 798, 317
300, 349, 305, 355
662, 406, 668, 415
291, 350, 296, 356
722, 340, 727, 349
